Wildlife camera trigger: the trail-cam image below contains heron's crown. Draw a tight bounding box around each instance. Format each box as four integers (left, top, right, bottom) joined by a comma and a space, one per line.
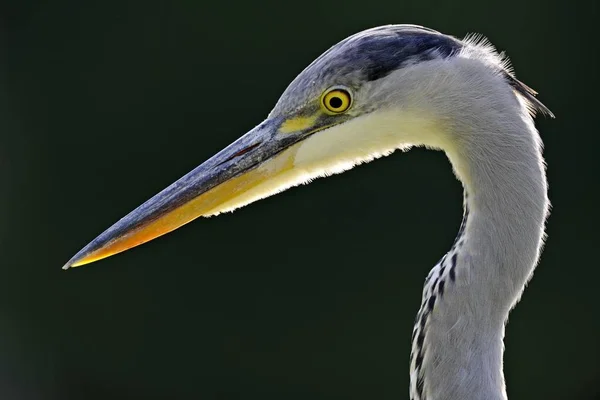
271, 25, 462, 114
317, 25, 462, 82
273, 24, 552, 118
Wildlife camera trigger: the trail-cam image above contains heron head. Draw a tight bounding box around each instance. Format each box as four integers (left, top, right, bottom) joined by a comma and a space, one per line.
63, 25, 463, 269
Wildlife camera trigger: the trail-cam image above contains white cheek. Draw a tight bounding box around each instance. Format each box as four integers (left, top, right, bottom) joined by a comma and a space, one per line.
294, 109, 447, 176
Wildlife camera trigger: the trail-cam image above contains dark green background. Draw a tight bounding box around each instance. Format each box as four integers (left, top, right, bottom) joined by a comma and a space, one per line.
3, 0, 598, 399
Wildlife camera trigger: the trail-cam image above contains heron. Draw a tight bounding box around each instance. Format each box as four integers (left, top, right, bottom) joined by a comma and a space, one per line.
63, 25, 552, 400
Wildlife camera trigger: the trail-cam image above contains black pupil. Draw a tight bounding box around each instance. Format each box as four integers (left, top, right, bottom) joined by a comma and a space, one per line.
329, 96, 343, 109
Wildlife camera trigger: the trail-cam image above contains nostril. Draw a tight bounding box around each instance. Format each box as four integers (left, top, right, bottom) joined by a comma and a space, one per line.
219, 142, 262, 166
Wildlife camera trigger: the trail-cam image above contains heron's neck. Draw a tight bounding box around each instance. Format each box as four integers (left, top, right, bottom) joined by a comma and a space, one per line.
409, 109, 548, 400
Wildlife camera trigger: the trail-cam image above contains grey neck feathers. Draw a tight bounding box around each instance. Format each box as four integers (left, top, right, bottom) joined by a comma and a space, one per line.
407, 60, 549, 400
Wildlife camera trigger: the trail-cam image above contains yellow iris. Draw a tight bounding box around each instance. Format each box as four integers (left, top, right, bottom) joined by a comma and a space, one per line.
321, 87, 352, 114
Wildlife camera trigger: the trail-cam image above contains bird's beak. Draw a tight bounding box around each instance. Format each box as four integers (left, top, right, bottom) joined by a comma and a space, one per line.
63, 116, 323, 269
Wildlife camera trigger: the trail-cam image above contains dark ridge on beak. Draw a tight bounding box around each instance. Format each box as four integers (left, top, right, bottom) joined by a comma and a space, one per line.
218, 142, 262, 166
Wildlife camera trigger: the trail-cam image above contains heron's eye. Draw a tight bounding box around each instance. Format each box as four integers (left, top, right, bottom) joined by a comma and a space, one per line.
322, 88, 352, 114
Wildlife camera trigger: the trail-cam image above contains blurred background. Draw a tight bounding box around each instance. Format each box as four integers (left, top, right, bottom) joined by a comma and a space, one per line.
3, 0, 599, 399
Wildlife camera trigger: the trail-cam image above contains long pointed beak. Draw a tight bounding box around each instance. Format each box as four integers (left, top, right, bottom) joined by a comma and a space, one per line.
63, 117, 307, 269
